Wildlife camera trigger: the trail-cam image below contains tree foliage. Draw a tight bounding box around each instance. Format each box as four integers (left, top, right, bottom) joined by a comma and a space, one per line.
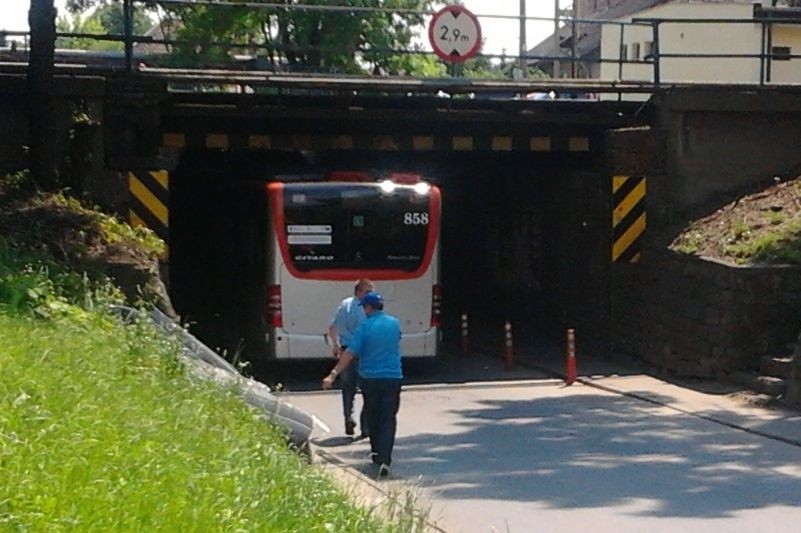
59, 1, 513, 78
150, 0, 436, 74
57, 3, 153, 51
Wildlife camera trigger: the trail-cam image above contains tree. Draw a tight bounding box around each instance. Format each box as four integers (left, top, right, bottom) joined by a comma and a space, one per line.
28, 0, 59, 190
57, 3, 153, 51
60, 1, 514, 78
156, 0, 436, 74
94, 2, 152, 35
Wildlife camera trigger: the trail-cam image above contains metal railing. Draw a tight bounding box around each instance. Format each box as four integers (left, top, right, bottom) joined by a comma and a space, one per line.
4, 1, 801, 94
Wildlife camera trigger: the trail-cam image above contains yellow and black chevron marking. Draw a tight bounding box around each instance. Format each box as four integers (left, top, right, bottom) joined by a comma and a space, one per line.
612, 175, 646, 263
162, 132, 592, 153
128, 170, 169, 248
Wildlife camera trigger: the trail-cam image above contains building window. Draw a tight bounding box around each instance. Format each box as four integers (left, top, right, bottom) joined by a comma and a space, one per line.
630, 42, 640, 61
621, 44, 628, 60
772, 46, 791, 61
643, 41, 654, 59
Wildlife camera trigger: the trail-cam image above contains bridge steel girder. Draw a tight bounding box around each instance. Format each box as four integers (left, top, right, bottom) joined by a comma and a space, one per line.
103, 86, 649, 170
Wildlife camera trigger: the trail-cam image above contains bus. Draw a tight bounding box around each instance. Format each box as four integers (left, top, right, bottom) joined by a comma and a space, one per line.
264, 172, 442, 360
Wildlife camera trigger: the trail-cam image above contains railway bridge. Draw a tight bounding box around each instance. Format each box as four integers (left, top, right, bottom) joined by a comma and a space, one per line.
4, 26, 801, 382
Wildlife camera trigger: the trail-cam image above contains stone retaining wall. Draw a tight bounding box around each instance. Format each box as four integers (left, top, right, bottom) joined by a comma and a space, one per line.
612, 249, 801, 383
786, 333, 801, 405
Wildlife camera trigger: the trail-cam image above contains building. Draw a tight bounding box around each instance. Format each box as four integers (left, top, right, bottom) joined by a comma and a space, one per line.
528, 0, 796, 79
529, 0, 676, 78
600, 1, 801, 87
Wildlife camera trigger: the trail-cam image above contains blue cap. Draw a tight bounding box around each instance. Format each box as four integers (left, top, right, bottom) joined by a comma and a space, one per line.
360, 291, 384, 308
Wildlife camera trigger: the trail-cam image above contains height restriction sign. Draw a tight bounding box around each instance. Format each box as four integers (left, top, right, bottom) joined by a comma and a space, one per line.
428, 5, 482, 63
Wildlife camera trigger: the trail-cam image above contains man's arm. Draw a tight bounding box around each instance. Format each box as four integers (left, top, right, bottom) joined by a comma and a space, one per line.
328, 301, 345, 357
322, 350, 355, 389
327, 323, 340, 358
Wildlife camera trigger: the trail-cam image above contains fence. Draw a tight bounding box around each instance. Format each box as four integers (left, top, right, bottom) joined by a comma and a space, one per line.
4, 1, 801, 91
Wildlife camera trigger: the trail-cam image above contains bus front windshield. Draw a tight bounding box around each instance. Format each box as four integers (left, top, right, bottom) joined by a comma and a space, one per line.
282, 184, 433, 272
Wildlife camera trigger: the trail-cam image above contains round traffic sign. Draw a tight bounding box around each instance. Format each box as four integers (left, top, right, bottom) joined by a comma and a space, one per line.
428, 5, 482, 63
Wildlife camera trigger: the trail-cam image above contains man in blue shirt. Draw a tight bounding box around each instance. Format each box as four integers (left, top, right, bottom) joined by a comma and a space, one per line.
327, 279, 373, 437
323, 291, 403, 478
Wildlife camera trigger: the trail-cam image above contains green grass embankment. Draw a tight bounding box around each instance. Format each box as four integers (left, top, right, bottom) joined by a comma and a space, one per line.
0, 235, 391, 531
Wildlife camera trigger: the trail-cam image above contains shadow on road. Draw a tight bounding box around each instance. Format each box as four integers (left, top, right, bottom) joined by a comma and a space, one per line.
394, 392, 801, 518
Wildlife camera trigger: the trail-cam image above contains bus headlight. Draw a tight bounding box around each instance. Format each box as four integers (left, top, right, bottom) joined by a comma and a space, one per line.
379, 180, 397, 194
413, 182, 431, 196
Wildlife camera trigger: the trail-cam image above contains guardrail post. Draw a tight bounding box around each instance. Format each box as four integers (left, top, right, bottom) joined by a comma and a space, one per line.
461, 313, 469, 354
617, 22, 624, 82
651, 20, 661, 89
504, 321, 515, 370
760, 20, 767, 86
566, 328, 577, 385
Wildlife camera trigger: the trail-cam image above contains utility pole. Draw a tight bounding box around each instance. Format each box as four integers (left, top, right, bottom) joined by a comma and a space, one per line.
124, 0, 134, 71
553, 0, 561, 78
571, 0, 578, 77
28, 0, 58, 190
519, 0, 527, 77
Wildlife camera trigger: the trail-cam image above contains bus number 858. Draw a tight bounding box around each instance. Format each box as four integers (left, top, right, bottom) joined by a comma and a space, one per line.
404, 212, 429, 225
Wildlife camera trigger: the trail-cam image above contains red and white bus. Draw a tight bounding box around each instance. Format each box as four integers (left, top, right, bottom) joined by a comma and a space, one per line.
264, 173, 442, 360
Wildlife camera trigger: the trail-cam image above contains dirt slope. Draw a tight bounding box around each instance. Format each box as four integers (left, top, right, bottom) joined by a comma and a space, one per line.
0, 184, 175, 316
670, 176, 801, 265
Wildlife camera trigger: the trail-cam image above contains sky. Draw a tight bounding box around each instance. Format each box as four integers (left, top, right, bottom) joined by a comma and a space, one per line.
0, 1, 564, 56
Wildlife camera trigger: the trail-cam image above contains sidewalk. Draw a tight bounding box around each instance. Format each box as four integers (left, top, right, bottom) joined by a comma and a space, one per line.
506, 337, 801, 448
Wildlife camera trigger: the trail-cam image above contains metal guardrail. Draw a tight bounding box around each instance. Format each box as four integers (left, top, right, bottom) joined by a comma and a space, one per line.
4, 1, 801, 95
110, 304, 321, 449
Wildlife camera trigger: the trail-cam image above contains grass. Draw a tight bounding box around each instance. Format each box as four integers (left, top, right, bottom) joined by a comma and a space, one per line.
48, 192, 166, 257
0, 239, 123, 318
0, 226, 421, 531
0, 174, 429, 531
670, 180, 801, 265
0, 312, 393, 531
721, 219, 801, 265
671, 230, 702, 255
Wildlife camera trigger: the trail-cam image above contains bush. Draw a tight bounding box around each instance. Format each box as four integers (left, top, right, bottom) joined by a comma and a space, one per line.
0, 239, 123, 317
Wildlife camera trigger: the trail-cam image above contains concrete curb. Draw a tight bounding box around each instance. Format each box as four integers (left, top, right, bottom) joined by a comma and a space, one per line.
313, 447, 446, 532
576, 376, 801, 448
509, 350, 801, 449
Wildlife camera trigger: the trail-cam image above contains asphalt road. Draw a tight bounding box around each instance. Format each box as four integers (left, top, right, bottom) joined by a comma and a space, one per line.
277, 350, 801, 532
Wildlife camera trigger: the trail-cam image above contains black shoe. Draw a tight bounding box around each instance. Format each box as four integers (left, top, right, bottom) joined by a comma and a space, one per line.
345, 419, 356, 436
377, 464, 391, 478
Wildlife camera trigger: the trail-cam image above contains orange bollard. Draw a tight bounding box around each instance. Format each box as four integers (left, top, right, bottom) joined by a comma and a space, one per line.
504, 321, 515, 370
461, 313, 469, 353
566, 328, 577, 385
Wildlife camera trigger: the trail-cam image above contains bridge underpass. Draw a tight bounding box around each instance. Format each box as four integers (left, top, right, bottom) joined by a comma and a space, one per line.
5, 56, 801, 385
0, 68, 653, 375
165, 144, 613, 377
3, 0, 801, 400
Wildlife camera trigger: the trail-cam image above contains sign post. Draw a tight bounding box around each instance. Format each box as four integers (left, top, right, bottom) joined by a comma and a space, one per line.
428, 5, 482, 63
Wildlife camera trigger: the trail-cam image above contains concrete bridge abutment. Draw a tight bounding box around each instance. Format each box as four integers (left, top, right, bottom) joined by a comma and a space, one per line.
606, 88, 801, 392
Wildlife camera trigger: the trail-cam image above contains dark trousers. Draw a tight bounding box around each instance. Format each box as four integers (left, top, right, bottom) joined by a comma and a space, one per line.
361, 378, 402, 466
339, 361, 367, 432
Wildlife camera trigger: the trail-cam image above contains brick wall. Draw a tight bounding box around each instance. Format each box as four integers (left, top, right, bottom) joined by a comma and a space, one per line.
612, 248, 801, 378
